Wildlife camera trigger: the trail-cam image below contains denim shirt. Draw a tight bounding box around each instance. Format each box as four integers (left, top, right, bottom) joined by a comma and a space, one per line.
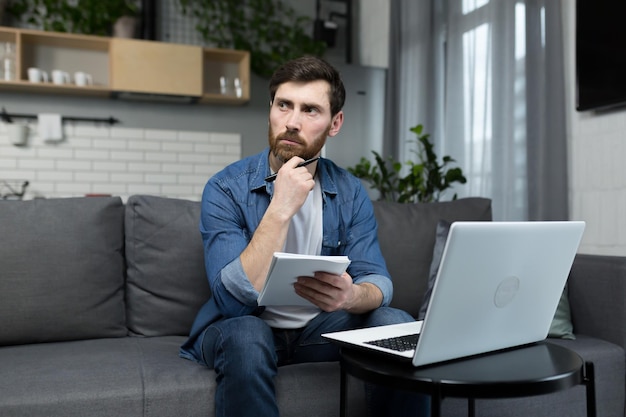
180, 148, 393, 363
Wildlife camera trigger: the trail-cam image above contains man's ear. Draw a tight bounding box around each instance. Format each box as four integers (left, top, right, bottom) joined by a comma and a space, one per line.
328, 111, 344, 137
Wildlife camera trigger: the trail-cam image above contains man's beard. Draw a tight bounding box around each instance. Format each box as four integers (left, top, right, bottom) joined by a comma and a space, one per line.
268, 125, 330, 162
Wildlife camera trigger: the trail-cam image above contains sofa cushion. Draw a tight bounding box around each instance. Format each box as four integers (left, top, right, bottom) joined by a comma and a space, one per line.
0, 336, 365, 417
547, 336, 625, 417
0, 197, 127, 345
548, 288, 575, 339
373, 198, 492, 317
125, 195, 210, 337
417, 219, 451, 320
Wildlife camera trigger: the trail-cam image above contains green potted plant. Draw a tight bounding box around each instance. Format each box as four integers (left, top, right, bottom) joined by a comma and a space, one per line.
178, 0, 326, 78
6, 0, 139, 36
348, 124, 467, 203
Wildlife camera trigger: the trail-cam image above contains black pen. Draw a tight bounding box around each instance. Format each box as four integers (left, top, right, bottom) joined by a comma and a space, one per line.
264, 156, 321, 182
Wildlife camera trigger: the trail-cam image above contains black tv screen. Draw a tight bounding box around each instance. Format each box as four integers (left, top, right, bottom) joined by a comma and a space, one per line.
576, 0, 626, 111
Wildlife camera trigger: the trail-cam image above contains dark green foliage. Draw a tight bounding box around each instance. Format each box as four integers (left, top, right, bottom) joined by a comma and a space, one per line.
6, 0, 138, 35
348, 124, 467, 203
178, 0, 327, 78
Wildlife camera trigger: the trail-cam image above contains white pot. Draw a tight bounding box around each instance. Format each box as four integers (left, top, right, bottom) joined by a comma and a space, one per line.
7, 123, 30, 146
113, 16, 138, 38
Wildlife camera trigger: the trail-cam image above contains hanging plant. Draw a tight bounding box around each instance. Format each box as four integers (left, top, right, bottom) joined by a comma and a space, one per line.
178, 0, 327, 78
348, 124, 467, 203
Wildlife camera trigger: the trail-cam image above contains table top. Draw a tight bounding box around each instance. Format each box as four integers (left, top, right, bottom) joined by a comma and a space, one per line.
340, 341, 585, 399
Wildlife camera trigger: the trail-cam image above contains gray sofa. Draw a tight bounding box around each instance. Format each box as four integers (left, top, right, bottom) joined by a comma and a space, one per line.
0, 195, 624, 417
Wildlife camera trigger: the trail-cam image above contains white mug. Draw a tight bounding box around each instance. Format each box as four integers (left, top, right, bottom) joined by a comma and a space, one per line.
28, 67, 48, 83
52, 69, 70, 85
7, 123, 29, 146
74, 71, 93, 86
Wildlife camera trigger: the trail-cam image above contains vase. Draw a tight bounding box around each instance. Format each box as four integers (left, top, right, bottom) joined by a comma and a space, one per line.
113, 16, 138, 38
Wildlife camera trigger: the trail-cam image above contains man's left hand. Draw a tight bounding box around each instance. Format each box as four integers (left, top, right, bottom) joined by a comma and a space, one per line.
293, 272, 381, 313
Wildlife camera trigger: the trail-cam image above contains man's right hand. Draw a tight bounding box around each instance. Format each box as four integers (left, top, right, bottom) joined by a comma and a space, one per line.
240, 156, 316, 292
270, 156, 315, 220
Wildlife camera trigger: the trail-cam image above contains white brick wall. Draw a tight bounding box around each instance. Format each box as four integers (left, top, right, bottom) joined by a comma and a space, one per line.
0, 122, 241, 202
568, 111, 626, 256
564, 2, 626, 256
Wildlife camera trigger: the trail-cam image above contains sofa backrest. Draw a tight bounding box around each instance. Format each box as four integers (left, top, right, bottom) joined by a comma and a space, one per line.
0, 195, 492, 345
373, 198, 492, 317
568, 254, 626, 348
0, 197, 127, 346
124, 195, 210, 337
125, 196, 492, 334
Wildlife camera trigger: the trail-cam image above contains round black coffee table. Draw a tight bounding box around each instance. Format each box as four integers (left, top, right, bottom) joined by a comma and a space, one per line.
339, 341, 596, 417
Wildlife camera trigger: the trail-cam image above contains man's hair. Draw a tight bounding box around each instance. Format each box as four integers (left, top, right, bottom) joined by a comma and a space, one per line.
269, 56, 346, 117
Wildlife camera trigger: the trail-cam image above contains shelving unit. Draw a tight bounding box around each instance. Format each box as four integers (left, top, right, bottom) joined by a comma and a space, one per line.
110, 38, 202, 96
201, 47, 250, 104
0, 26, 250, 104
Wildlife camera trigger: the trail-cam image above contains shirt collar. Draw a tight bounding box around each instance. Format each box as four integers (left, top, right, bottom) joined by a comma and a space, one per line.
250, 148, 271, 192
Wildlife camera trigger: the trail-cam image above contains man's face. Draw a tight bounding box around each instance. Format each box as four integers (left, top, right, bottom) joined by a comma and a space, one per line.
268, 80, 343, 165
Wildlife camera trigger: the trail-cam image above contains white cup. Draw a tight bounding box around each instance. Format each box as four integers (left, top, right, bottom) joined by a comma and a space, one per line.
74, 71, 93, 86
7, 123, 29, 146
51, 69, 70, 85
28, 67, 48, 83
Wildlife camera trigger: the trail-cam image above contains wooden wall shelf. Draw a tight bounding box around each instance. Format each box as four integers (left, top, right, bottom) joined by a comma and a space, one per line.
0, 26, 250, 104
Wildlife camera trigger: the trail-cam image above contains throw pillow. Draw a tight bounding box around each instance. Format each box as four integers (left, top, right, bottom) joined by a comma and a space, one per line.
125, 195, 211, 337
0, 197, 127, 346
548, 287, 576, 339
417, 220, 450, 320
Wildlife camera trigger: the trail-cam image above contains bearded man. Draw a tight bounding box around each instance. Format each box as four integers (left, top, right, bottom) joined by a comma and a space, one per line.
180, 56, 428, 417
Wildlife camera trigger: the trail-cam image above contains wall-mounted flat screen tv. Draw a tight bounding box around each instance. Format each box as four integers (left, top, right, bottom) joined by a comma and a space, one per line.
576, 0, 626, 111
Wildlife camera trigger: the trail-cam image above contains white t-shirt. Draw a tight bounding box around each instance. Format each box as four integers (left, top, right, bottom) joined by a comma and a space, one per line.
260, 179, 323, 328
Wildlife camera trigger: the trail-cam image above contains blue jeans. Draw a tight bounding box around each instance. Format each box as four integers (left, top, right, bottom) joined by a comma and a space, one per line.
200, 307, 430, 417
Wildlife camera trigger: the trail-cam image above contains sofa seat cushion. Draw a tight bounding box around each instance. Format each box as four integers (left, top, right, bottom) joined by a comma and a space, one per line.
547, 335, 625, 417
438, 335, 624, 417
373, 198, 492, 317
0, 336, 364, 417
0, 338, 146, 417
0, 197, 126, 345
125, 195, 210, 337
0, 336, 203, 417
438, 336, 625, 417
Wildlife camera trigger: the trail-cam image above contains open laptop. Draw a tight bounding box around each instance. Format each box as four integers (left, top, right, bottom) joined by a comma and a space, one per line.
322, 221, 585, 367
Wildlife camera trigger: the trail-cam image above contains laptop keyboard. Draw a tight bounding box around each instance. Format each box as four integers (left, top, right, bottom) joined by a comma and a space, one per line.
364, 333, 419, 352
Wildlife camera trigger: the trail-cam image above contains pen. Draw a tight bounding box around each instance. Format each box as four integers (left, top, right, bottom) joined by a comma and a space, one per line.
264, 156, 321, 182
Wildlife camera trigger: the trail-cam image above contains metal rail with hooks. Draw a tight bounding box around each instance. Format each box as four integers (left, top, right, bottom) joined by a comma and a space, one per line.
1, 107, 119, 126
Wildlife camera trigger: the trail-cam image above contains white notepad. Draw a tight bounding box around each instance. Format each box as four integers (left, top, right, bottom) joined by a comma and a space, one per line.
257, 252, 351, 306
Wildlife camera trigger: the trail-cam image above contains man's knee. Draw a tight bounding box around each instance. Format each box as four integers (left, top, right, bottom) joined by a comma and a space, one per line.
365, 307, 414, 327
202, 316, 276, 367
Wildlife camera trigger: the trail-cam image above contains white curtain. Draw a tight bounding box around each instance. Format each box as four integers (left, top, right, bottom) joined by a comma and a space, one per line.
385, 0, 568, 221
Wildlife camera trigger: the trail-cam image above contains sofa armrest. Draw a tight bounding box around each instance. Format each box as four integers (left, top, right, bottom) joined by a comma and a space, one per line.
568, 254, 626, 349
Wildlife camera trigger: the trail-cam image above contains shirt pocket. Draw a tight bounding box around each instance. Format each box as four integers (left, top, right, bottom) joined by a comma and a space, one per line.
322, 227, 350, 255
